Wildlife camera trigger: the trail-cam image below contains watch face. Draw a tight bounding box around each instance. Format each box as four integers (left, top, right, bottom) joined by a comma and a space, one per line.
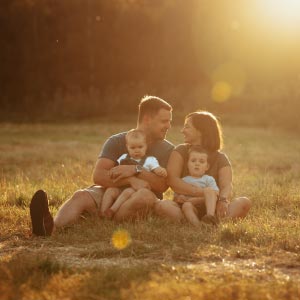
136, 165, 142, 173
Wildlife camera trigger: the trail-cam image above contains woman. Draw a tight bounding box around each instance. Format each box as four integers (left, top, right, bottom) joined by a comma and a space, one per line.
155, 111, 251, 224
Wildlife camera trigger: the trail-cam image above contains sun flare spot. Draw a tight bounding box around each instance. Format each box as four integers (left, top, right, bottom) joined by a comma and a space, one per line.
211, 62, 246, 102
212, 81, 232, 103
112, 229, 131, 250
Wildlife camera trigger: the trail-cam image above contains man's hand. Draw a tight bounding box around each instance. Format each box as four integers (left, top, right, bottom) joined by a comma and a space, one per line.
174, 194, 187, 204
128, 176, 150, 190
153, 167, 167, 178
109, 165, 136, 182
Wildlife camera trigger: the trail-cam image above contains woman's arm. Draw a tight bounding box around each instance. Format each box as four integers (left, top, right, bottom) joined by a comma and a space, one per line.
167, 151, 204, 197
216, 165, 233, 217
218, 165, 232, 199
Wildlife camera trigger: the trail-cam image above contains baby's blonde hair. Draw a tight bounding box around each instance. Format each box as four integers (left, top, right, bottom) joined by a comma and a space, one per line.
126, 129, 146, 143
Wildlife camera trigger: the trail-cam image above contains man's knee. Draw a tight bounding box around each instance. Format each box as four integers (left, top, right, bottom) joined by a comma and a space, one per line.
154, 200, 169, 215
113, 189, 156, 222
155, 200, 184, 222
134, 188, 157, 205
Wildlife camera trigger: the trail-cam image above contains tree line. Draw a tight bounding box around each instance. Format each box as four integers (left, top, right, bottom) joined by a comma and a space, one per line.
1, 0, 299, 131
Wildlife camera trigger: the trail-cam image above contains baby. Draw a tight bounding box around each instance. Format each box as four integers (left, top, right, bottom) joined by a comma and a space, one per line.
101, 129, 167, 218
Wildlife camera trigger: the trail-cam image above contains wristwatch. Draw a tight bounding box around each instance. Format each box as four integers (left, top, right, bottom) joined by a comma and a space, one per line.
135, 165, 143, 174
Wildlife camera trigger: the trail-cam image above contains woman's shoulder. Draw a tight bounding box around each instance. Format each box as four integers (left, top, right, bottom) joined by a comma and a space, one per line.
210, 150, 231, 166
173, 143, 190, 156
215, 150, 228, 157
174, 143, 190, 151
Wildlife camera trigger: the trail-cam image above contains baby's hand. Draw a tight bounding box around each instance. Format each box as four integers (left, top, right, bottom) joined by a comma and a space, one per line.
153, 167, 167, 177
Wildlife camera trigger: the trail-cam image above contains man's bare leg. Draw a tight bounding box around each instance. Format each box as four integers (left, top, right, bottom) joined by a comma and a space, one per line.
54, 189, 102, 229
154, 200, 184, 222
113, 188, 156, 222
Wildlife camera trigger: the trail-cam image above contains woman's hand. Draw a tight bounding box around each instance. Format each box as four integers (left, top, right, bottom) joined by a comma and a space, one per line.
216, 200, 229, 218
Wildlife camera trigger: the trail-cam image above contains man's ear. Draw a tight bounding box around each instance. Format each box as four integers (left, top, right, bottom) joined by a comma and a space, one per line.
143, 114, 151, 125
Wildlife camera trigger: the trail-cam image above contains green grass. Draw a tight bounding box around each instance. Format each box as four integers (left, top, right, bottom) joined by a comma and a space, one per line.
1, 122, 300, 300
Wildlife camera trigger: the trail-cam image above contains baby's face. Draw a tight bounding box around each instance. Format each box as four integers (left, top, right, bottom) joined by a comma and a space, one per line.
187, 151, 209, 177
126, 137, 147, 159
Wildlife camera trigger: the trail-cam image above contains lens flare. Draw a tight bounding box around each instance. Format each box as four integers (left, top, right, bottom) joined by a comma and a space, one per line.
211, 62, 246, 102
212, 81, 232, 103
111, 229, 131, 250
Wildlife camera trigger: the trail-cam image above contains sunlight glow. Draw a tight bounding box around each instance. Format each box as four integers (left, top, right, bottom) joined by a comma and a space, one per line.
112, 229, 131, 250
259, 0, 300, 29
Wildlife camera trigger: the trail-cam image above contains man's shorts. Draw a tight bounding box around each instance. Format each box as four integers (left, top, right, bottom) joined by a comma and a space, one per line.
82, 185, 105, 209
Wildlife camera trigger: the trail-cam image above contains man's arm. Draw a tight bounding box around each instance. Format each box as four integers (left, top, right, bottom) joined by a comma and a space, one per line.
110, 164, 169, 194
136, 168, 169, 193
93, 158, 150, 190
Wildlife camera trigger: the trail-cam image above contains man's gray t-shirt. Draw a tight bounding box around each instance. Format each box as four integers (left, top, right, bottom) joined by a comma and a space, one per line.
99, 132, 174, 198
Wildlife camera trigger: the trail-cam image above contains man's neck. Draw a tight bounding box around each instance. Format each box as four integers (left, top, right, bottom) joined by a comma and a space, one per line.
136, 125, 154, 145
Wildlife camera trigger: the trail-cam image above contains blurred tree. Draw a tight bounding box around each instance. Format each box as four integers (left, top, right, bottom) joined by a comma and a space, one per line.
0, 0, 299, 131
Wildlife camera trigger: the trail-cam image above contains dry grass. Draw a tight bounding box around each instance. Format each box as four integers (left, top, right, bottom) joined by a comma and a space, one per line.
1, 122, 300, 300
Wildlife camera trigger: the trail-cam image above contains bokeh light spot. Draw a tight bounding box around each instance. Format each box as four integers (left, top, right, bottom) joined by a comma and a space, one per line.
211, 62, 246, 101
112, 229, 131, 250
211, 81, 232, 103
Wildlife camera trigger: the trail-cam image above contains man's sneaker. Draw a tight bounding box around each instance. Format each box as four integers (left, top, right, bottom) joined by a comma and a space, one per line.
201, 214, 218, 226
30, 190, 54, 236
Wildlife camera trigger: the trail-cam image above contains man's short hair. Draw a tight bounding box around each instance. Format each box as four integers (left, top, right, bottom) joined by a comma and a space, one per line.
138, 95, 172, 124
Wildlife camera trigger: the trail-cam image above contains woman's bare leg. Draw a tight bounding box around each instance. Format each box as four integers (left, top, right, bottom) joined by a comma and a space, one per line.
227, 196, 252, 219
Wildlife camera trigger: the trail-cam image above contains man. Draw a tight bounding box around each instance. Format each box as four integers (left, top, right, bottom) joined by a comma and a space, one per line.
30, 95, 174, 236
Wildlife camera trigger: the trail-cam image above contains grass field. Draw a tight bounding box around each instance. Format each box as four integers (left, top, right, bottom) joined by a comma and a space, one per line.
1, 121, 300, 300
